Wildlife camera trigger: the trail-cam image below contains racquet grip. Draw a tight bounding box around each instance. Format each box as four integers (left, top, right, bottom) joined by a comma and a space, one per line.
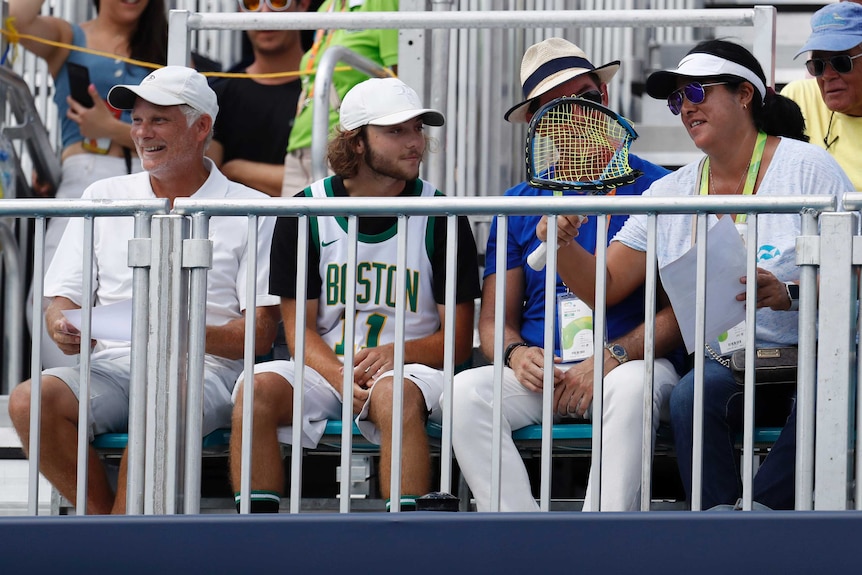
527, 242, 549, 271
526, 215, 587, 271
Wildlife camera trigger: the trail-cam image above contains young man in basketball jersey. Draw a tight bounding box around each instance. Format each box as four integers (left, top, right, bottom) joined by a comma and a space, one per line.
229, 77, 481, 512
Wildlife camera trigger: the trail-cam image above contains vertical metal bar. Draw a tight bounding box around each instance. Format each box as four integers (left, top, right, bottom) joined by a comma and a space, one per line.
145, 215, 189, 515
740, 213, 758, 511
640, 213, 658, 511
796, 209, 818, 510
590, 214, 609, 511
691, 213, 708, 511
439, 215, 458, 494
0, 221, 23, 394
239, 217, 260, 513
183, 213, 212, 514
75, 216, 94, 515
167, 10, 192, 67
339, 216, 360, 513
539, 215, 557, 511
490, 215, 507, 512
814, 212, 856, 509
388, 216, 409, 511
751, 6, 776, 88
27, 217, 46, 515
127, 213, 153, 515
289, 215, 309, 513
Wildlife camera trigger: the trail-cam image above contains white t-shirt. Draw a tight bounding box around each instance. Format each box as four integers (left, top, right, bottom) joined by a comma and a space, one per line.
45, 158, 278, 369
613, 137, 853, 348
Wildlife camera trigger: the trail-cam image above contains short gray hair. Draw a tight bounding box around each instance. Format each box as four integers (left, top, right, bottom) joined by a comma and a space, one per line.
179, 104, 213, 148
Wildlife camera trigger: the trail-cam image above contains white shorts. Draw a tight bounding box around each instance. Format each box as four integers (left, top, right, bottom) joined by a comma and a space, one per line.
234, 360, 444, 447
45, 353, 238, 441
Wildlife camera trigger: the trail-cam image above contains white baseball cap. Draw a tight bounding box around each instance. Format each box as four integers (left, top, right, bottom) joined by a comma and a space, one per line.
108, 66, 219, 122
339, 77, 444, 131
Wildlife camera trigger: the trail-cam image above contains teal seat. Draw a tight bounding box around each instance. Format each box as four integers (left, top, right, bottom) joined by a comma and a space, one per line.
91, 428, 231, 455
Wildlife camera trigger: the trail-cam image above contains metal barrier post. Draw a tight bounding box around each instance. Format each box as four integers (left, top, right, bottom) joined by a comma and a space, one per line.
813, 212, 857, 510
145, 215, 190, 514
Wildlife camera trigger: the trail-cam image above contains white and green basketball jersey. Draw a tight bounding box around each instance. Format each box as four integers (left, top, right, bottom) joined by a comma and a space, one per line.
309, 177, 440, 358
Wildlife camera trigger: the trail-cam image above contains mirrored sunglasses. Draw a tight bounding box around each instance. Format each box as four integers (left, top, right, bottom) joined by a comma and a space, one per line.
805, 53, 862, 77
666, 82, 727, 115
238, 0, 293, 11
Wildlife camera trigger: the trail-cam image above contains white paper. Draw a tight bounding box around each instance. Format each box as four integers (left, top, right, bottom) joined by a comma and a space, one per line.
62, 299, 133, 342
660, 216, 747, 354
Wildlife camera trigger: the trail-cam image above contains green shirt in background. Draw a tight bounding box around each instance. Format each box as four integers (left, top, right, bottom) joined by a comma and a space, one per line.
287, 0, 400, 153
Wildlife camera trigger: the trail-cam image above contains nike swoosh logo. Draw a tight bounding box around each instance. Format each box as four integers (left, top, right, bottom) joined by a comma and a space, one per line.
321, 239, 340, 247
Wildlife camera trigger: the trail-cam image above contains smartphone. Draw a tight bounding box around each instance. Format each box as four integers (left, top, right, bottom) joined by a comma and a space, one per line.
67, 62, 95, 108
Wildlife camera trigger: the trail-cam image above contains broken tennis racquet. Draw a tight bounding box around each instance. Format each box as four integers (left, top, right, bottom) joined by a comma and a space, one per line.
525, 96, 642, 271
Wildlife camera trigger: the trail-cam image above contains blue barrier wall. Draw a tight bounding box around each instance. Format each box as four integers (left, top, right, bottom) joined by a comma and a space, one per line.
2, 512, 862, 573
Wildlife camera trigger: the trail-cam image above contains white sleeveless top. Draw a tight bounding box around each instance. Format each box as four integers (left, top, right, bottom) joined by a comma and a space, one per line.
308, 177, 440, 357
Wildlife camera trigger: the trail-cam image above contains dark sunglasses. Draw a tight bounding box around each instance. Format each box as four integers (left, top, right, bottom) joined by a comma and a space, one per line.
237, 0, 293, 11
805, 53, 862, 77
527, 89, 603, 114
666, 82, 727, 115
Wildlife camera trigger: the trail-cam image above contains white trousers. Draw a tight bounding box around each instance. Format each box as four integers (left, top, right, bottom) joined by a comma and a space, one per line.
451, 358, 679, 512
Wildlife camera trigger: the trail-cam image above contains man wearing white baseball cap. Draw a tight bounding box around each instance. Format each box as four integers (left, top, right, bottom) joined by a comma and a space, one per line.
229, 77, 480, 513
782, 1, 862, 190
8, 66, 280, 514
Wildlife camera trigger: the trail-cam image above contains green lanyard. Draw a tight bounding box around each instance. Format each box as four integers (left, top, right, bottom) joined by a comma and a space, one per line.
698, 131, 768, 224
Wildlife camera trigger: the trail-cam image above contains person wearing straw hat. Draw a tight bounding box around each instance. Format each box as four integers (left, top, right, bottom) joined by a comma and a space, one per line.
451, 38, 686, 512
8, 66, 280, 515
230, 77, 480, 513
547, 40, 852, 510
782, 1, 862, 190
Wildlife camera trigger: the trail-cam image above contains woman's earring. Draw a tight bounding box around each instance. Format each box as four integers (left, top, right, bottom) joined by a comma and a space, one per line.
743, 103, 748, 110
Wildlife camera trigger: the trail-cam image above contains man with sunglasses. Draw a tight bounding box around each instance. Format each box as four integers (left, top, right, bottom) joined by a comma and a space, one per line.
208, 0, 313, 197
782, 1, 862, 190
450, 38, 686, 512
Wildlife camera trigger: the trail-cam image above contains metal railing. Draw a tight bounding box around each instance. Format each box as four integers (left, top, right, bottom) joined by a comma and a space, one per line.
172, 193, 835, 513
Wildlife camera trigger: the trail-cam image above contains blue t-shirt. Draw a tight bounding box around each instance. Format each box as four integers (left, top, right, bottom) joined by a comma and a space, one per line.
52, 25, 151, 149
485, 154, 675, 361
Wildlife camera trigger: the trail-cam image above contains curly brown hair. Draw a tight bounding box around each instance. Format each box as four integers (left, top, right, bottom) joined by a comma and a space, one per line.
327, 126, 366, 178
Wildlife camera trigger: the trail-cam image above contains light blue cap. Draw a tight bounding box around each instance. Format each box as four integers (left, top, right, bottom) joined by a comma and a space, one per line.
795, 2, 862, 58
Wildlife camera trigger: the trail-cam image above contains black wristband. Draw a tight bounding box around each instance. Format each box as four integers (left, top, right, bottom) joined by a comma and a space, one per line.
504, 342, 529, 368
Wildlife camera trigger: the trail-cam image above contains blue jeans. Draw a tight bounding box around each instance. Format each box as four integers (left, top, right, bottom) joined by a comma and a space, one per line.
669, 358, 797, 510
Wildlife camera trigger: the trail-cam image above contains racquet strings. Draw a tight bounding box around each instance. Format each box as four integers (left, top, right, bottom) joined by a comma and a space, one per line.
530, 101, 635, 188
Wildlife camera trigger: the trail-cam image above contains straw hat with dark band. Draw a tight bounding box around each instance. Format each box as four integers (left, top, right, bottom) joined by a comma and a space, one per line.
505, 38, 619, 123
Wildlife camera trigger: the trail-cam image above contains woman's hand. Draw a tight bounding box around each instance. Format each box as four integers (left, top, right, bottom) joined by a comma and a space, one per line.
536, 214, 587, 245
66, 85, 117, 140
739, 268, 793, 311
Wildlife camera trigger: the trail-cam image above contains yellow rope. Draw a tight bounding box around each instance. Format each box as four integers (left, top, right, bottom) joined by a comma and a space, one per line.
0, 19, 396, 80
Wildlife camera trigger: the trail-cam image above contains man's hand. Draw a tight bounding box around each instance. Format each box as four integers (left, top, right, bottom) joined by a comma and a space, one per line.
552, 356, 594, 417
551, 348, 621, 418
508, 344, 564, 393
47, 314, 95, 355
351, 344, 396, 388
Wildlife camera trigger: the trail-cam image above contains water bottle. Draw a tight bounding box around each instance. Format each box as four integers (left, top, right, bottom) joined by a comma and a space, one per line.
0, 131, 16, 199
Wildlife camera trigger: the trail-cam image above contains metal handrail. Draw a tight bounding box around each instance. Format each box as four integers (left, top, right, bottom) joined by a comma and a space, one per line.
0, 66, 62, 193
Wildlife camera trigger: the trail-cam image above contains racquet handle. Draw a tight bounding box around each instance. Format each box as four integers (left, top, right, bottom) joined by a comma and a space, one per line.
527, 241, 551, 271
526, 215, 587, 271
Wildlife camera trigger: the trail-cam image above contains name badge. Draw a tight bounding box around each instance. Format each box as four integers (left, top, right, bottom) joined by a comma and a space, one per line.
558, 293, 593, 362
717, 321, 746, 355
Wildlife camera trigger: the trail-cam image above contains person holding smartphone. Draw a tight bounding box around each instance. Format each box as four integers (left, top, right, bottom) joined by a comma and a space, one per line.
9, 0, 167, 368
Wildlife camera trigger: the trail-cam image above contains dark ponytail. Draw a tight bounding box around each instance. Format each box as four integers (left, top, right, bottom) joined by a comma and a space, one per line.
93, 0, 167, 66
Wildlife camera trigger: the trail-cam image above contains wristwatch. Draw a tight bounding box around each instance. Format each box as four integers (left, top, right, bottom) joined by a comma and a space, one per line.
605, 343, 629, 365
784, 282, 800, 312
